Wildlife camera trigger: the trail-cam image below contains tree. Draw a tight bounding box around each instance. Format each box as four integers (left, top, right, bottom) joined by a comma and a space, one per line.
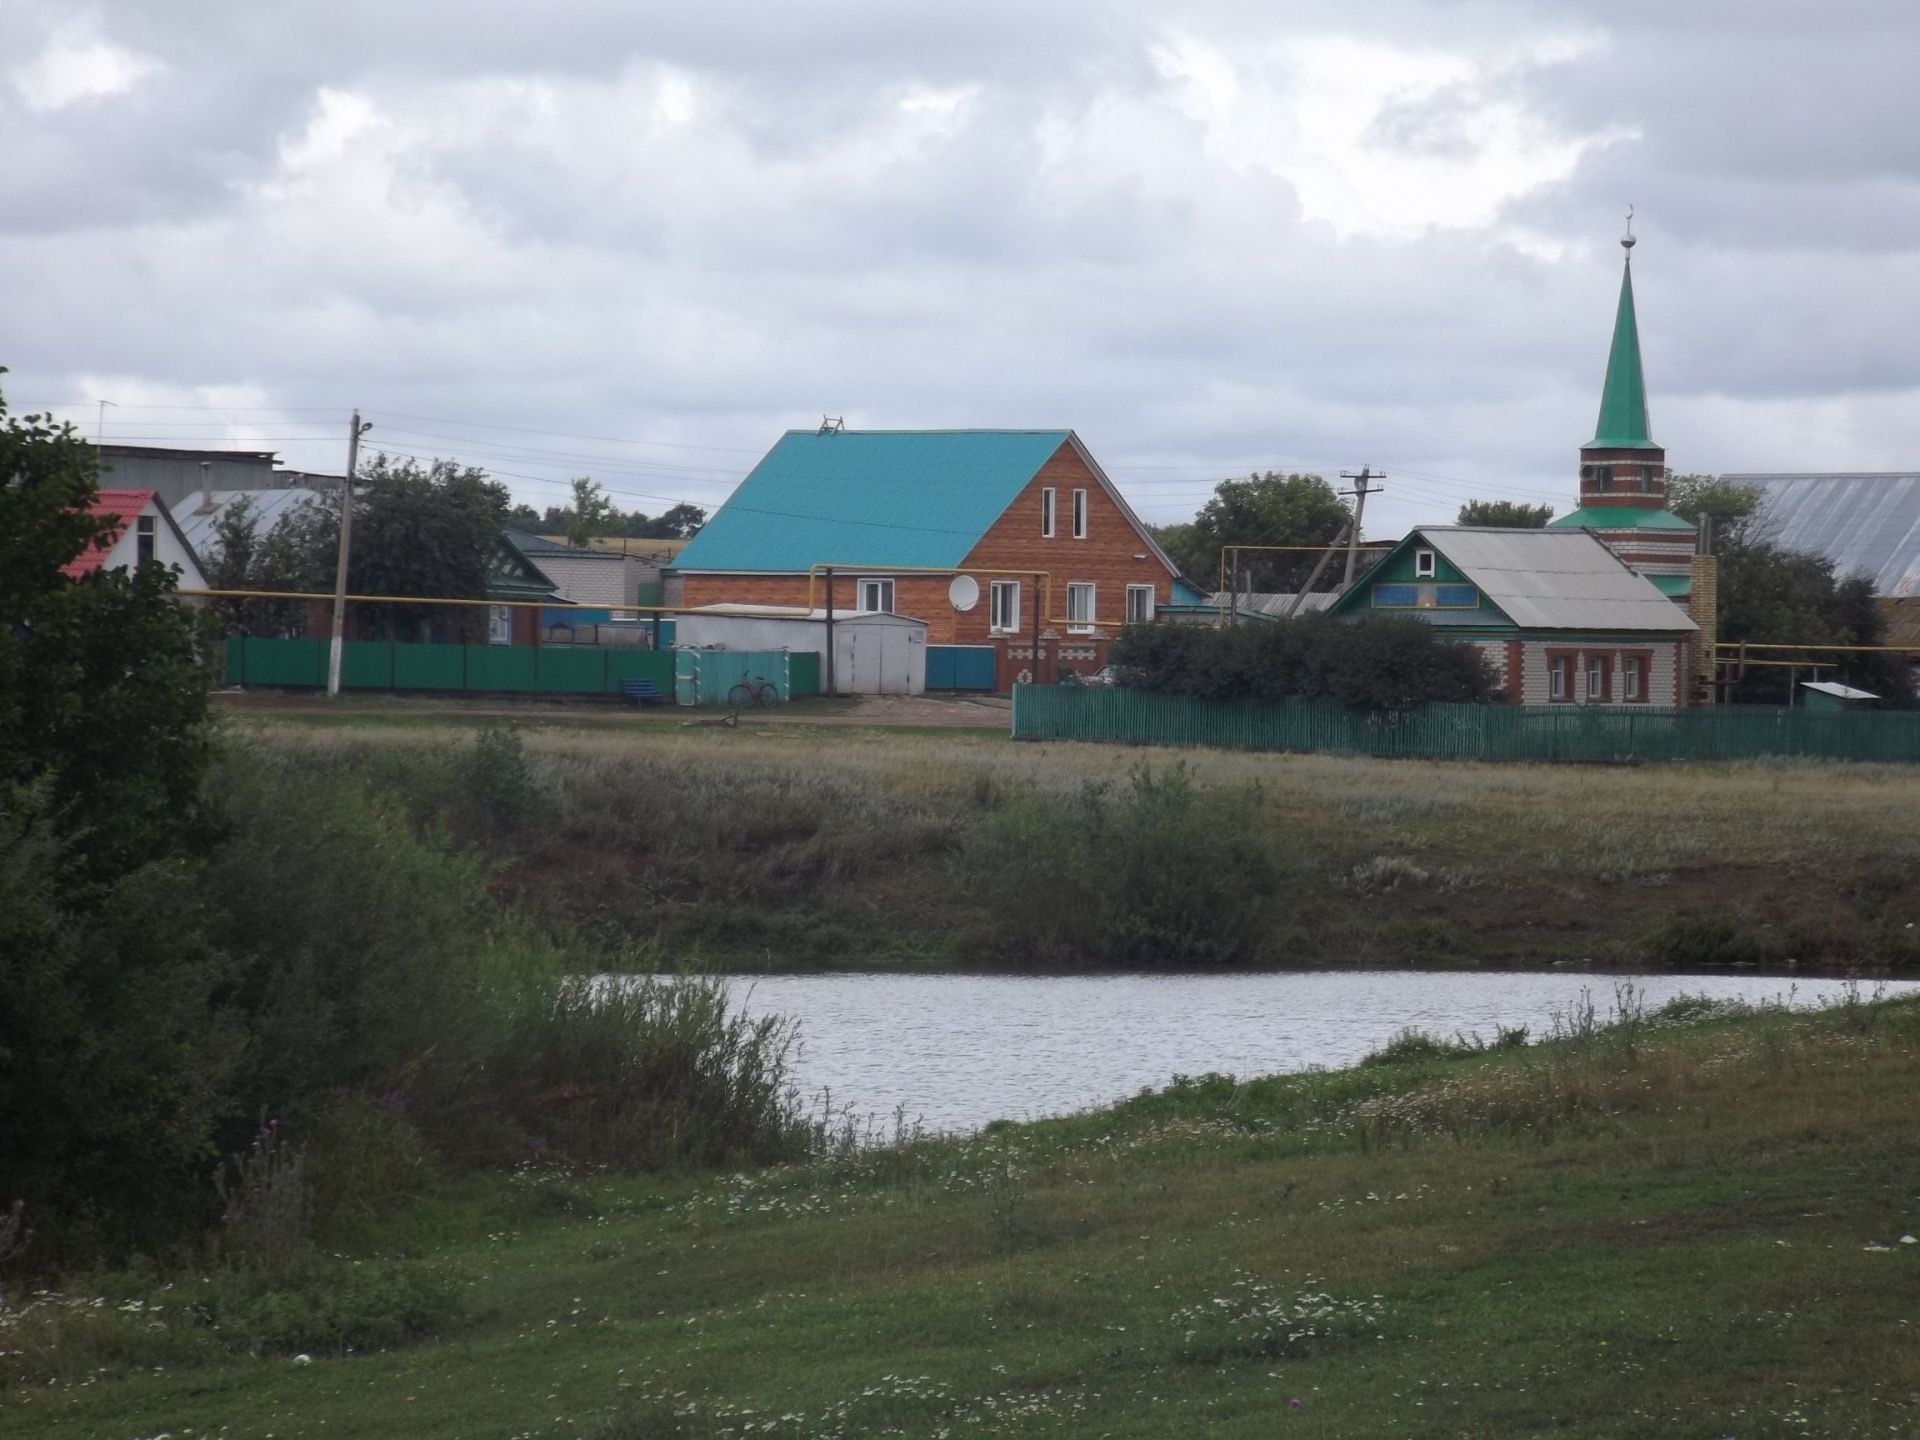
566, 477, 616, 548
650, 502, 707, 540
0, 376, 233, 1254
1716, 538, 1913, 706
203, 493, 319, 637
1667, 473, 1764, 544
1457, 499, 1554, 528
1162, 472, 1353, 593
280, 454, 512, 641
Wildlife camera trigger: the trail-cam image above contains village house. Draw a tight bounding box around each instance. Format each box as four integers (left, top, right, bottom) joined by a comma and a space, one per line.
1324, 525, 1697, 704
669, 428, 1195, 689
62, 489, 209, 590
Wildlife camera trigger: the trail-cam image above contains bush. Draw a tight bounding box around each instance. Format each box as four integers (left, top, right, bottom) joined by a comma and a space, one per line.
1642, 911, 1776, 967
193, 1257, 464, 1356
963, 763, 1279, 966
493, 975, 809, 1170
1111, 613, 1494, 709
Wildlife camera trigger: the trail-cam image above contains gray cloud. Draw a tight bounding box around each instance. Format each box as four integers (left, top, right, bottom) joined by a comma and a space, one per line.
4, 0, 1919, 542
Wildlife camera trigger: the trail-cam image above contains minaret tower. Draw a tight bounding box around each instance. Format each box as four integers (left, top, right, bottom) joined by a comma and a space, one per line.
1549, 211, 1698, 597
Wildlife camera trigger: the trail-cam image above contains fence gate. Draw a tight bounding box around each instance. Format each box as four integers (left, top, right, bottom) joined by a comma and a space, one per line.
926, 644, 998, 692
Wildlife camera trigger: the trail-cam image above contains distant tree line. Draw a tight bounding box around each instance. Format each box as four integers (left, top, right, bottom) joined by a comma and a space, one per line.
505, 477, 706, 544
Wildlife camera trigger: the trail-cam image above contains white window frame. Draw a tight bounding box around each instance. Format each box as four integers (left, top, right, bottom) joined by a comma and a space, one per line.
989, 580, 1021, 635
136, 513, 156, 566
856, 577, 895, 613
1125, 583, 1155, 625
1071, 487, 1088, 539
1066, 582, 1096, 632
1623, 655, 1644, 701
1549, 656, 1570, 702
1414, 548, 1436, 578
1040, 488, 1056, 538
1587, 654, 1608, 702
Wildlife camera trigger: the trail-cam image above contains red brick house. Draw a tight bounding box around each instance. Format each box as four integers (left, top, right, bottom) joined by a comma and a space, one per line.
670, 429, 1195, 690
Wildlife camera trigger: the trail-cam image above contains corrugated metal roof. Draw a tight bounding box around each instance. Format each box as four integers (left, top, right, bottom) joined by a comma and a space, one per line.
1727, 473, 1920, 597
1419, 527, 1697, 633
673, 429, 1072, 573
174, 487, 328, 555
1801, 681, 1879, 700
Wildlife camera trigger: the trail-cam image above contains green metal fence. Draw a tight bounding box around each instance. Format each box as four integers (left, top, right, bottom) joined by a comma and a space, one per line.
1010, 685, 1920, 764
225, 637, 676, 697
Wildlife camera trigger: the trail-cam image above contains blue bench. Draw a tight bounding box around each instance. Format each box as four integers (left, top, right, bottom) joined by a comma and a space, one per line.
620, 676, 668, 706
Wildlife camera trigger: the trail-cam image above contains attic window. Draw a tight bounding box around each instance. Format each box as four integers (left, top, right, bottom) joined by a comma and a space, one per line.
1414, 548, 1436, 578
136, 514, 155, 566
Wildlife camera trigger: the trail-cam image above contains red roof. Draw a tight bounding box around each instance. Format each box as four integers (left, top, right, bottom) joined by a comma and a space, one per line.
61, 489, 155, 578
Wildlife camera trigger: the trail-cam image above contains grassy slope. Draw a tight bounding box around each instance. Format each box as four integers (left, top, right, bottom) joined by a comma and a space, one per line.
9, 996, 1919, 1439
229, 707, 1920, 970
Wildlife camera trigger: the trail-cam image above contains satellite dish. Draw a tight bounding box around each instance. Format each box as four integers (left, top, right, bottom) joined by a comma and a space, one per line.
948, 575, 980, 612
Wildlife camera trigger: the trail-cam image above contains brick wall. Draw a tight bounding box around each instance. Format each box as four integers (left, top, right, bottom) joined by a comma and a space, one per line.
1689, 555, 1719, 702
676, 441, 1180, 676
1518, 638, 1685, 706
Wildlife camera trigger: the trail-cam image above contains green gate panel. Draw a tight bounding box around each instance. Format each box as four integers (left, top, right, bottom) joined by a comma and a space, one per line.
927, 645, 995, 691
341, 641, 392, 689
605, 651, 674, 694
393, 643, 466, 690
790, 652, 821, 696
464, 646, 538, 692
233, 637, 327, 687
536, 648, 607, 694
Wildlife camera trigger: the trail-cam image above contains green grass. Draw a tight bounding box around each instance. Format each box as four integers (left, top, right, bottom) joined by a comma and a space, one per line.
218, 712, 1920, 970
9, 995, 1920, 1437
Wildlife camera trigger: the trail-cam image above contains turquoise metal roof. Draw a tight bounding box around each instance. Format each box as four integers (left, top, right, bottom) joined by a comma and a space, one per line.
673, 429, 1072, 572
1549, 506, 1697, 532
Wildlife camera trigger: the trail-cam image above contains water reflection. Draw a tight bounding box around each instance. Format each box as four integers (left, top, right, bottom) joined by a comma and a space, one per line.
706, 971, 1917, 1134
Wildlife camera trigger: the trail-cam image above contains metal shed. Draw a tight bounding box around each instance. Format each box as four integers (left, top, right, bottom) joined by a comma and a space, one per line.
672, 606, 927, 695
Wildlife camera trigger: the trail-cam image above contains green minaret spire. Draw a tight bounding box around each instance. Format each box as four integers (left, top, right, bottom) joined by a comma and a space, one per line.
1587, 225, 1657, 449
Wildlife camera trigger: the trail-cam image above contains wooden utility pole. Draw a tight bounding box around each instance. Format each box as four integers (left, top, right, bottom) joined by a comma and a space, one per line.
326, 411, 371, 699
1280, 523, 1352, 618
1227, 549, 1239, 627
1339, 467, 1384, 587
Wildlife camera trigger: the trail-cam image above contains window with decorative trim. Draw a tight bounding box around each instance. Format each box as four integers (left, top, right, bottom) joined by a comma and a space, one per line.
1040, 488, 1055, 538
990, 580, 1020, 634
1066, 582, 1096, 631
1071, 488, 1088, 539
1549, 655, 1572, 702
1586, 654, 1610, 702
1621, 653, 1649, 703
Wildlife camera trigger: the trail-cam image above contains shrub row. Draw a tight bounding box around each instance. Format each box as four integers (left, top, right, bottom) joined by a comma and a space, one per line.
1110, 613, 1495, 709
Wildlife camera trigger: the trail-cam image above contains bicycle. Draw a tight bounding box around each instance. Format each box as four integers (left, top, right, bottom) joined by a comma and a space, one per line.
726, 675, 778, 708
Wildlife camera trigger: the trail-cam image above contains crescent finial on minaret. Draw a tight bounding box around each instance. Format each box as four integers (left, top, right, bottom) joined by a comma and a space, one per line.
1622, 205, 1636, 251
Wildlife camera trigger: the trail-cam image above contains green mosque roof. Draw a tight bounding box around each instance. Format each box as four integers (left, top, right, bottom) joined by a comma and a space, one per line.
1587, 255, 1659, 451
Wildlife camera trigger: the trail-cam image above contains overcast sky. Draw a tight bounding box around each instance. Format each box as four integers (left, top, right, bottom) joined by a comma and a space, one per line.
5, 1, 1919, 538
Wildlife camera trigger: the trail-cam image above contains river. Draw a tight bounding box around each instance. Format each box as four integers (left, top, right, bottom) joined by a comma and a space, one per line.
714, 970, 1918, 1134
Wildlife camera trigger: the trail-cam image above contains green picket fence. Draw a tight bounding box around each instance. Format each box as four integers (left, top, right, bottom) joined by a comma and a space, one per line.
1010, 685, 1920, 764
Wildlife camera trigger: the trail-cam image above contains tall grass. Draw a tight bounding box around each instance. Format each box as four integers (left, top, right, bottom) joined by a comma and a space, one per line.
496, 975, 808, 1170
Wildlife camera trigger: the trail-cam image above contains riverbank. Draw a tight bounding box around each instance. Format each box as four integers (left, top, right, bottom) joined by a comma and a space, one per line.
9, 991, 1918, 1437
228, 712, 1920, 971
